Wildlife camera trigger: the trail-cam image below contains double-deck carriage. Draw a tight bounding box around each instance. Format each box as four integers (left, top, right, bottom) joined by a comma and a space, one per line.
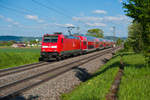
95, 38, 100, 50
99, 38, 105, 49
104, 39, 110, 48
84, 36, 97, 52
39, 32, 116, 61
75, 35, 88, 54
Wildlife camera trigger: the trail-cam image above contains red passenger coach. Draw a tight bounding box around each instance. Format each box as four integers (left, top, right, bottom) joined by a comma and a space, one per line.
105, 39, 111, 48
86, 36, 96, 52
75, 35, 88, 53
99, 38, 104, 49
95, 38, 100, 50
39, 32, 82, 61
39, 32, 116, 61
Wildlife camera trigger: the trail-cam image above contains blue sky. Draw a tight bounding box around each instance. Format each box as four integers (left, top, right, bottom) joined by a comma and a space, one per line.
0, 0, 131, 37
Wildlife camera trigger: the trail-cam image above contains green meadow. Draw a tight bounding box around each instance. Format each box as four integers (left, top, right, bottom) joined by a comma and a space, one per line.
118, 54, 150, 100
61, 54, 120, 100
0, 47, 40, 69
61, 51, 150, 100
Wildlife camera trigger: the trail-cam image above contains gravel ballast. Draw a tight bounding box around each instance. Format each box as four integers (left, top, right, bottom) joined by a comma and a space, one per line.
0, 49, 110, 86
21, 52, 115, 100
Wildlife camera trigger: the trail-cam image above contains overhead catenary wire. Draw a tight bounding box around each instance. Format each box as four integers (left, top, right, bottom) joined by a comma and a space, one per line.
0, 0, 87, 34
32, 0, 73, 19
44, 0, 85, 32
0, 3, 29, 15
32, 0, 86, 34
0, 0, 86, 28
46, 0, 75, 17
0, 3, 46, 36
0, 2, 52, 20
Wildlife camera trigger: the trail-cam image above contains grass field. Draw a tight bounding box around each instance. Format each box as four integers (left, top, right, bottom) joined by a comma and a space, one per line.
0, 47, 40, 53
118, 54, 150, 100
61, 51, 150, 100
61, 55, 120, 100
0, 47, 40, 69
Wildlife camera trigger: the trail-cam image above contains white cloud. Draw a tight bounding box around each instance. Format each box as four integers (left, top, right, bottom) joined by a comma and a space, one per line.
65, 24, 74, 27
104, 15, 129, 21
0, 15, 4, 19
86, 22, 106, 27
54, 23, 64, 27
104, 16, 121, 21
79, 12, 85, 16
72, 16, 103, 22
54, 23, 74, 27
13, 22, 20, 25
8, 25, 12, 27
73, 15, 131, 27
6, 18, 13, 22
119, 0, 123, 3
25, 15, 44, 23
110, 27, 114, 31
92, 10, 107, 14
37, 19, 44, 23
25, 15, 38, 20
0, 15, 21, 27
73, 15, 130, 23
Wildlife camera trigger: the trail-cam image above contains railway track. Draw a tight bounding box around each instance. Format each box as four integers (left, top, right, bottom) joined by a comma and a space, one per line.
0, 62, 51, 77
0, 47, 119, 99
0, 48, 113, 86
0, 48, 111, 78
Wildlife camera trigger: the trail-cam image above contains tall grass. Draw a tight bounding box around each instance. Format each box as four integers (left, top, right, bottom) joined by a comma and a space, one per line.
118, 54, 150, 100
0, 48, 40, 69
61, 50, 150, 100
61, 56, 120, 100
0, 47, 40, 53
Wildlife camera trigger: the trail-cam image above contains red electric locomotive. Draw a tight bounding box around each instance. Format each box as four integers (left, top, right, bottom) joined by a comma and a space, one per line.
39, 32, 82, 61
39, 32, 116, 61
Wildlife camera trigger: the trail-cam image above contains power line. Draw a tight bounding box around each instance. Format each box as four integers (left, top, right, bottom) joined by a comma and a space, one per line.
0, 1, 86, 34
45, 0, 87, 30
46, 0, 75, 17
0, 2, 52, 20
32, 0, 72, 19
0, 4, 29, 15
32, 0, 86, 33
33, 0, 90, 31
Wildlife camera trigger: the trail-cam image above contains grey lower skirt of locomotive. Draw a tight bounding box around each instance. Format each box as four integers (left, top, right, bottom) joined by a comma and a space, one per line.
39, 50, 83, 61
39, 52, 60, 61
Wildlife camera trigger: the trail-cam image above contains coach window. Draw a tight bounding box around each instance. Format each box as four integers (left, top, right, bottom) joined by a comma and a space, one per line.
43, 36, 58, 43
83, 41, 87, 45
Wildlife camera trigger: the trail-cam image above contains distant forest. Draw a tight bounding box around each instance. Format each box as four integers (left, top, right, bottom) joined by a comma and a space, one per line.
0, 36, 42, 41
0, 35, 127, 41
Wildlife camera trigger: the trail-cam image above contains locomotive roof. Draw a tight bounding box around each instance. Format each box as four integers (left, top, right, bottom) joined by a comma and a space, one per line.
44, 34, 80, 39
43, 33, 114, 42
99, 38, 105, 41
64, 35, 80, 39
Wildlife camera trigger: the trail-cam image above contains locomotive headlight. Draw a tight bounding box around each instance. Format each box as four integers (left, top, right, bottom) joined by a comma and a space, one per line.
51, 46, 57, 48
42, 46, 48, 48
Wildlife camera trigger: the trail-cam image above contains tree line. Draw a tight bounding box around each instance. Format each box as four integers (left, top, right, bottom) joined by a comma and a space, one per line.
123, 0, 150, 65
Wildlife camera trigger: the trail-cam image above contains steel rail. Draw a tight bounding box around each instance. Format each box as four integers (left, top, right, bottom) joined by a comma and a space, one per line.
0, 47, 119, 99
0, 62, 51, 77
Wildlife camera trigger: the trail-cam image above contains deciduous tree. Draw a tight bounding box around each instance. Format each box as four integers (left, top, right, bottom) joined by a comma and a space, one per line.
123, 0, 150, 65
87, 28, 104, 38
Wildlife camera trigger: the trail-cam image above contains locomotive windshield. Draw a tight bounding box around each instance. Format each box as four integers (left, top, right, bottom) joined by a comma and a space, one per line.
43, 36, 58, 43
